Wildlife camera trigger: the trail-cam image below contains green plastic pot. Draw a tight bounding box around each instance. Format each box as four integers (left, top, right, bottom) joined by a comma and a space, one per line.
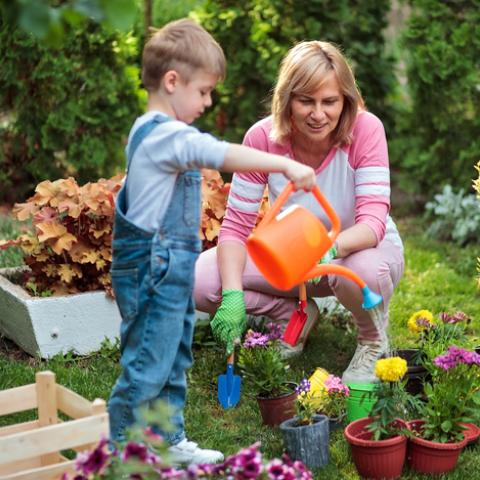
346, 382, 377, 422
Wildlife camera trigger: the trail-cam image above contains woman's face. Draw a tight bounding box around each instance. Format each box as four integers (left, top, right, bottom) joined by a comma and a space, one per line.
290, 70, 344, 148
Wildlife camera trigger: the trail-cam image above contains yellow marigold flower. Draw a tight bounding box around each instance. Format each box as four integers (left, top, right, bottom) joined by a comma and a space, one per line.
375, 357, 407, 382
407, 309, 434, 333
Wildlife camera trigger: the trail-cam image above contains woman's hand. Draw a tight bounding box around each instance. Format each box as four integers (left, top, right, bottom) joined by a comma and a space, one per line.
211, 290, 247, 355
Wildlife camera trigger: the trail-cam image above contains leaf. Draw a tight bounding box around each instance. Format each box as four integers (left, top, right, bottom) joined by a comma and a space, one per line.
58, 264, 82, 284
33, 207, 58, 224
36, 222, 68, 242
52, 232, 77, 255
12, 201, 39, 221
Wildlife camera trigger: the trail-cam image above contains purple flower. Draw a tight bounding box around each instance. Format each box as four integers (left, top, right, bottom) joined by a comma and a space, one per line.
433, 346, 480, 370
266, 322, 283, 341
225, 443, 263, 479
295, 378, 311, 396
159, 466, 187, 478
75, 437, 110, 475
243, 331, 271, 349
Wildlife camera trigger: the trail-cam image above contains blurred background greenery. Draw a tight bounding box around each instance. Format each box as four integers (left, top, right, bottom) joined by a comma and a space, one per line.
1, 0, 479, 210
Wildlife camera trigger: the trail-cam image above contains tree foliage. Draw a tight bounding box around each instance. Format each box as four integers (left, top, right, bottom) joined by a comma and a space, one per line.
392, 0, 480, 198
0, 16, 144, 202
192, 0, 397, 142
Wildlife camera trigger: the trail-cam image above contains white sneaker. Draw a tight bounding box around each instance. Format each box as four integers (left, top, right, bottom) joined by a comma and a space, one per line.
342, 339, 389, 384
167, 439, 224, 465
279, 299, 320, 359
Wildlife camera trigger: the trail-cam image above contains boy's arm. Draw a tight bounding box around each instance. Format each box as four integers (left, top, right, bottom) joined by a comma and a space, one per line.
222, 144, 316, 191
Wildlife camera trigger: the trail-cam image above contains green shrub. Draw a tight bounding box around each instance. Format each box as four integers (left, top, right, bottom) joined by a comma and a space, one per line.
425, 185, 480, 246
192, 0, 397, 142
392, 0, 480, 198
0, 18, 144, 203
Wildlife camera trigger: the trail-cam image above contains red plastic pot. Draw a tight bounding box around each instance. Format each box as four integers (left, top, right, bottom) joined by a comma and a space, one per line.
407, 420, 468, 474
344, 417, 408, 480
256, 384, 296, 427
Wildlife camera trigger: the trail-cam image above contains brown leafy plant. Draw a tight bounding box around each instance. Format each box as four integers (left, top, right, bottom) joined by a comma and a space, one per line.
0, 171, 268, 296
0, 176, 123, 295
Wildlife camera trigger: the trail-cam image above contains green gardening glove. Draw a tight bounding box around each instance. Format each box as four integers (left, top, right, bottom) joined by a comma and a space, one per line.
308, 244, 338, 285
211, 289, 247, 355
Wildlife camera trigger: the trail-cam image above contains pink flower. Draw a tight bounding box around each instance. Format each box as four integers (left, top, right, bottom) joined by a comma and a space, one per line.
433, 346, 480, 370
75, 436, 110, 476
324, 375, 349, 397
243, 331, 271, 349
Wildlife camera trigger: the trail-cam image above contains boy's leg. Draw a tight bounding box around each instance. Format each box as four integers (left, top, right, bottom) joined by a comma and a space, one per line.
109, 246, 194, 443
159, 295, 223, 464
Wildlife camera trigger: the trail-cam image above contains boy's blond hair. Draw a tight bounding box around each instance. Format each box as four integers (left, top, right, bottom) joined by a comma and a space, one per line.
270, 41, 364, 146
142, 18, 226, 92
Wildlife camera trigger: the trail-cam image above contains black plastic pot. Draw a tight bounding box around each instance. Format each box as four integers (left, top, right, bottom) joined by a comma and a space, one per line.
394, 348, 430, 396
279, 414, 329, 468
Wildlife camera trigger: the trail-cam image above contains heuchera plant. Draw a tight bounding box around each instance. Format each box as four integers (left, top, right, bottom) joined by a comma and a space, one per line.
0, 170, 265, 296
200, 169, 269, 251
0, 175, 122, 295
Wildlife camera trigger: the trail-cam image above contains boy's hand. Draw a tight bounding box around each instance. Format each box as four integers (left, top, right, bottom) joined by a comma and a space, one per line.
284, 160, 316, 191
308, 244, 338, 284
211, 290, 247, 355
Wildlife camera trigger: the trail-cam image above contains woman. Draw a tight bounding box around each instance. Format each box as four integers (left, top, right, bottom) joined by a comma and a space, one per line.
194, 41, 404, 384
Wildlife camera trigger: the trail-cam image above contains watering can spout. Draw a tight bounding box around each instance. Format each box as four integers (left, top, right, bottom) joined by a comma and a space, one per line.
361, 286, 383, 310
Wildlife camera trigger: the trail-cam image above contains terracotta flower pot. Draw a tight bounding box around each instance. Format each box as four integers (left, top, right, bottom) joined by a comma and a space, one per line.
461, 422, 480, 446
407, 420, 468, 474
279, 414, 329, 468
256, 383, 296, 427
344, 417, 408, 480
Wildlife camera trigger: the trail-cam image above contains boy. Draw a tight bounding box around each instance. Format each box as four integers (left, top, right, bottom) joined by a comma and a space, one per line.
108, 18, 315, 464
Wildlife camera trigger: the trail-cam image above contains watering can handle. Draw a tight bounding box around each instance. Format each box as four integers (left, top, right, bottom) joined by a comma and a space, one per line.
259, 183, 341, 241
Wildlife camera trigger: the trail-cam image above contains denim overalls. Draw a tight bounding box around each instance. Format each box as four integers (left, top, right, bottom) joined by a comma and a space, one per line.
108, 115, 202, 445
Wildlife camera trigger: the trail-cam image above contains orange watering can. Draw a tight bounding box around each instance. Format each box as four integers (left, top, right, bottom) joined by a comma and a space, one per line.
246, 182, 382, 335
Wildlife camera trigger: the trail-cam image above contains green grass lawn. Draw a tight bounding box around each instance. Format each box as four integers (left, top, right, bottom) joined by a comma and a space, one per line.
0, 213, 479, 478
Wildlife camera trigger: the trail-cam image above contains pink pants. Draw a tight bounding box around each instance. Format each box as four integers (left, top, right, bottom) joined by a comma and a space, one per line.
194, 240, 404, 341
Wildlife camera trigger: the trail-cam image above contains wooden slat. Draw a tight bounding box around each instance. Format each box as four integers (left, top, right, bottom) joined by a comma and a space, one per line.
56, 385, 93, 419
0, 458, 75, 480
74, 398, 108, 452
0, 421, 39, 438
0, 414, 109, 464
0, 385, 36, 416
0, 457, 42, 477
35, 372, 60, 466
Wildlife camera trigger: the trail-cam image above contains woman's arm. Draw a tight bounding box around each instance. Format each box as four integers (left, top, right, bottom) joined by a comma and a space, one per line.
335, 223, 377, 258
217, 240, 247, 290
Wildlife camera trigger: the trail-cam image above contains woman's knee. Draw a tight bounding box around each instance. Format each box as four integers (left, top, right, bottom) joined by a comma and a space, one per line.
193, 247, 222, 312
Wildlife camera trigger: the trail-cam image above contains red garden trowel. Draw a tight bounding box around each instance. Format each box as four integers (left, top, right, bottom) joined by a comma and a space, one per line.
218, 352, 241, 409
283, 282, 307, 346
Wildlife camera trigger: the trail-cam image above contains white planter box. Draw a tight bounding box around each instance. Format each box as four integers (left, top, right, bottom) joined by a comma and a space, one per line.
0, 267, 211, 359
0, 267, 122, 358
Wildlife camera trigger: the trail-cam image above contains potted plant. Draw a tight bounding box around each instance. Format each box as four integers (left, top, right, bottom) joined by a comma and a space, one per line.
238, 323, 297, 426
407, 346, 480, 475
344, 356, 418, 480
279, 378, 329, 469
0, 170, 233, 357
395, 309, 472, 396
0, 176, 124, 357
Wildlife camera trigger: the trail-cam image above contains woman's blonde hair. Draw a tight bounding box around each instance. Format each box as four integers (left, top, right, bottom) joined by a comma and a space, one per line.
270, 41, 364, 146
142, 18, 226, 91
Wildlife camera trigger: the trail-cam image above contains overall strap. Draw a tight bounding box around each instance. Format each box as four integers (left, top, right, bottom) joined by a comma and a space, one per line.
126, 114, 171, 171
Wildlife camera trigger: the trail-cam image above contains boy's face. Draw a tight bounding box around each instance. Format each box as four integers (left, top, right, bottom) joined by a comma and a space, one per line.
171, 70, 219, 124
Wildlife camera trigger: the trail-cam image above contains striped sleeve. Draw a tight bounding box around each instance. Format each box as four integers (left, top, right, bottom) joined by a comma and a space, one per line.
351, 113, 391, 242
218, 124, 270, 245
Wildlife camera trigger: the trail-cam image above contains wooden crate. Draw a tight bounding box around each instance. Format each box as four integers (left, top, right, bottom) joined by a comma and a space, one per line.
0, 371, 109, 480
